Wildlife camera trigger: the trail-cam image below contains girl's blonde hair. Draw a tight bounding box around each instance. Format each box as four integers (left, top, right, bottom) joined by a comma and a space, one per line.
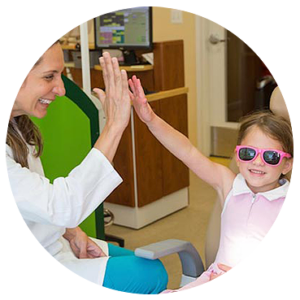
237, 110, 293, 157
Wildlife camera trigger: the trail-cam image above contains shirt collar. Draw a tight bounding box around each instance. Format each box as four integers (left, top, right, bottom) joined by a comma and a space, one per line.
233, 173, 290, 201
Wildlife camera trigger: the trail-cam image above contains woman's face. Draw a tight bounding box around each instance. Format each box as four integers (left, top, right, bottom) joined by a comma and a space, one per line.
12, 43, 66, 119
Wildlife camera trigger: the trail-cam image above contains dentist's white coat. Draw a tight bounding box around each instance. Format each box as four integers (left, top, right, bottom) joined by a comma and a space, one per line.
6, 142, 122, 285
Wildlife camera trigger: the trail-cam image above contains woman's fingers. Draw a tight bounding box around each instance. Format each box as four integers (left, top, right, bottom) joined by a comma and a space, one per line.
102, 52, 115, 94
99, 56, 108, 88
121, 69, 129, 98
96, 52, 131, 130
101, 52, 127, 101
112, 57, 122, 97
93, 88, 106, 107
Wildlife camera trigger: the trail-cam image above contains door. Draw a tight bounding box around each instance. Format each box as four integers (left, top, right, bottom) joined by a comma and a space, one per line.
196, 17, 276, 157
196, 17, 231, 157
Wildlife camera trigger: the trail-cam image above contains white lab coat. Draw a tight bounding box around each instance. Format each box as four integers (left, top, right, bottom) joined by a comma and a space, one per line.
6, 140, 122, 285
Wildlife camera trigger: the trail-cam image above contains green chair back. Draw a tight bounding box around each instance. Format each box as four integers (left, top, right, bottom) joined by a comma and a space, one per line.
32, 75, 104, 239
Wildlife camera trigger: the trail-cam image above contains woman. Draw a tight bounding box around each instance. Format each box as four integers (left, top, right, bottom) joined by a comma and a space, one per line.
6, 41, 168, 294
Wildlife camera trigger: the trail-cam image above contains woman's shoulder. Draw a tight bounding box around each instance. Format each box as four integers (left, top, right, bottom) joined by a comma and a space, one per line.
6, 143, 14, 158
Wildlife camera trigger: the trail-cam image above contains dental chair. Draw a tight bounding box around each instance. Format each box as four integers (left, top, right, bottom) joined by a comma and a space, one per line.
135, 86, 290, 287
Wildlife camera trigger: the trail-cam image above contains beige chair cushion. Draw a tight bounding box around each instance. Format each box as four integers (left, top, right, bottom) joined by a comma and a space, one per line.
204, 159, 238, 268
269, 87, 290, 122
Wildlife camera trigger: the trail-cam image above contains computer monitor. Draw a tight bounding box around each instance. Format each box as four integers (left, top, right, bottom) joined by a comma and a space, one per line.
94, 7, 152, 64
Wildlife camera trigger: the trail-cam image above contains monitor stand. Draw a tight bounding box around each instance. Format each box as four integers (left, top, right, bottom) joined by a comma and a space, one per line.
122, 50, 140, 65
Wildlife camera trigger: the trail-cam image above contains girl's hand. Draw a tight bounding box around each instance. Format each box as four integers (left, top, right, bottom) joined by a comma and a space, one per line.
93, 52, 131, 132
209, 264, 232, 281
128, 75, 155, 124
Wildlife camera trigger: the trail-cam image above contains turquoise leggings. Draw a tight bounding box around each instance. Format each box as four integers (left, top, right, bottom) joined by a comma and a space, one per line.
103, 243, 168, 294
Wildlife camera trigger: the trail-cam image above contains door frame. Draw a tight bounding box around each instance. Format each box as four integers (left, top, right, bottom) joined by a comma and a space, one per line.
196, 16, 238, 156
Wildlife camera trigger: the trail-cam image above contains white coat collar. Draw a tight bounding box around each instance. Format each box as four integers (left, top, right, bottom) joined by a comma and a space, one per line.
233, 173, 289, 201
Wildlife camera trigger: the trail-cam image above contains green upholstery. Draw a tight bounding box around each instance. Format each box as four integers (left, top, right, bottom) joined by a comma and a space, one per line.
32, 75, 104, 239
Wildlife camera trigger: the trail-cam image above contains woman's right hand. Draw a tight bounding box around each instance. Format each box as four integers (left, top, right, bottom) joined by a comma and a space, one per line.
93, 52, 131, 132
129, 75, 155, 124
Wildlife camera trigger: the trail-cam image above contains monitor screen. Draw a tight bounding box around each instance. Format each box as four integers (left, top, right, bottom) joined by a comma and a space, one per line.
94, 7, 152, 50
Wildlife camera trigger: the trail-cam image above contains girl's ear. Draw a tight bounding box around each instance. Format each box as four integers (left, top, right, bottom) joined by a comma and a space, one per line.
235, 152, 240, 168
282, 158, 293, 175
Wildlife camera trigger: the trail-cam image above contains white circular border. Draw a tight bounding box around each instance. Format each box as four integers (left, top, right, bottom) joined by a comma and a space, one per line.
0, 0, 300, 299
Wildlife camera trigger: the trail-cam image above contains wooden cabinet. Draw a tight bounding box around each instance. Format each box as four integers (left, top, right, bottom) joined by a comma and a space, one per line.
64, 40, 190, 229
134, 100, 164, 207
159, 94, 189, 195
63, 40, 184, 94
105, 124, 136, 207
104, 89, 189, 229
105, 92, 189, 207
153, 40, 185, 91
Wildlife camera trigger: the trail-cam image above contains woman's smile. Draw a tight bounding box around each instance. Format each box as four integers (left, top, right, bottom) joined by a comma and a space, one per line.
38, 98, 53, 105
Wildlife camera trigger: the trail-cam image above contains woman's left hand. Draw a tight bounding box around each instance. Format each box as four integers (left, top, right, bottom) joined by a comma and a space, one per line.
64, 227, 106, 259
92, 52, 132, 163
93, 52, 131, 132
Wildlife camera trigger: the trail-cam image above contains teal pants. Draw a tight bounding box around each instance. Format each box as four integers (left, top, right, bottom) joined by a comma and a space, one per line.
103, 243, 168, 294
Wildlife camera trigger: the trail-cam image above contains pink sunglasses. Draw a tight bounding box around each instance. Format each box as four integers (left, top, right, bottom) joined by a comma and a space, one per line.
236, 145, 291, 166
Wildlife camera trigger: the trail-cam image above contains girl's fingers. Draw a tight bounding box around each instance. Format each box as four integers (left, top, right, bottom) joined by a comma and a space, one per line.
130, 76, 146, 103
137, 79, 147, 104
128, 90, 134, 101
137, 79, 144, 96
128, 78, 136, 95
217, 263, 231, 272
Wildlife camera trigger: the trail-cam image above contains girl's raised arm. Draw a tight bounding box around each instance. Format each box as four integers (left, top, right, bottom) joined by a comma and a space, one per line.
129, 76, 235, 202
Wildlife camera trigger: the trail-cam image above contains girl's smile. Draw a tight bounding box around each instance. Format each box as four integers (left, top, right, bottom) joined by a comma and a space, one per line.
248, 169, 266, 176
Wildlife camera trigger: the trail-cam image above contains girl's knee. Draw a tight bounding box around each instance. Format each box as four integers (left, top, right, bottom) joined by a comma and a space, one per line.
104, 255, 168, 294
135, 258, 168, 292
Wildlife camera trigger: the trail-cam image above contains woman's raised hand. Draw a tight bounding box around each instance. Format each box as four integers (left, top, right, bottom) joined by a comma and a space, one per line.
93, 52, 131, 132
92, 52, 131, 163
129, 75, 155, 124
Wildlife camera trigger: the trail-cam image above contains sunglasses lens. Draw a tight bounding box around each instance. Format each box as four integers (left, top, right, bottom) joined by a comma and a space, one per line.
263, 151, 280, 165
239, 147, 256, 161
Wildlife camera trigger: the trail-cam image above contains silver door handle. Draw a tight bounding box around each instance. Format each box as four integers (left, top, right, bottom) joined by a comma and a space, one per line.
209, 34, 229, 44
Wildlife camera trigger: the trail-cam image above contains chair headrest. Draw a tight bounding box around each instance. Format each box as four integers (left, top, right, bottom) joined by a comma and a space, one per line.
269, 87, 290, 122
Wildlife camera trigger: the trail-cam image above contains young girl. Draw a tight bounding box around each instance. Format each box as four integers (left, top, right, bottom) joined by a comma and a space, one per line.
129, 76, 293, 291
